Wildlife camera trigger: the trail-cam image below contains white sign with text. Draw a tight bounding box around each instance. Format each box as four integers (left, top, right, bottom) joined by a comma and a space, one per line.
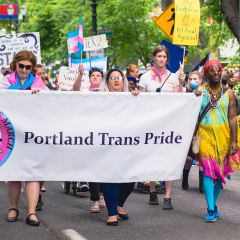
83, 34, 108, 51
0, 32, 41, 67
0, 91, 202, 181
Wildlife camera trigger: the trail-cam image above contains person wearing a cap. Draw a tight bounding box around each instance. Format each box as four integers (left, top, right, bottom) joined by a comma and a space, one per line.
197, 59, 239, 222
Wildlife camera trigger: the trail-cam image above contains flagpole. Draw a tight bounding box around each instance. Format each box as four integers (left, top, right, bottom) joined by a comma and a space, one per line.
182, 46, 186, 71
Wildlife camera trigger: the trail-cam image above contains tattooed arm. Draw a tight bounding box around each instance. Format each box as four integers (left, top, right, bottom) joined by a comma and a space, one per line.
228, 89, 238, 155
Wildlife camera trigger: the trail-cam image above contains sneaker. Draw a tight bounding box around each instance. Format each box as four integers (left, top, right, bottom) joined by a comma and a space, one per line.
149, 192, 159, 205
163, 198, 173, 210
99, 195, 106, 208
41, 186, 46, 192
90, 201, 100, 213
214, 206, 221, 218
204, 210, 216, 222
78, 182, 89, 192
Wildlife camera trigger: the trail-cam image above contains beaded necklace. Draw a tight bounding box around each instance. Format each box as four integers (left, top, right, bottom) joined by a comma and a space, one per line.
205, 83, 223, 108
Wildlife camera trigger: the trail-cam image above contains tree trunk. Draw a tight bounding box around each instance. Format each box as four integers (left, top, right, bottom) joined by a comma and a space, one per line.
220, 0, 240, 43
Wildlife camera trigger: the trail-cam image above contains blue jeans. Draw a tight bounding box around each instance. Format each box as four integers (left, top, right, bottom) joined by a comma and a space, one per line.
101, 182, 135, 216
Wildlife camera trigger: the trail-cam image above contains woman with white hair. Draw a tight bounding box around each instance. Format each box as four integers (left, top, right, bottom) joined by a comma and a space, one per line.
99, 69, 138, 226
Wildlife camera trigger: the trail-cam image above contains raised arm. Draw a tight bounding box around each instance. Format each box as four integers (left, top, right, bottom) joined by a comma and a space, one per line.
73, 64, 84, 91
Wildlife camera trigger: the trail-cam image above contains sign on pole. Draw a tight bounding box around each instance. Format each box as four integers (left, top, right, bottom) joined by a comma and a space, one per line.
155, 2, 175, 41
155, 1, 200, 46
0, 32, 41, 67
83, 34, 108, 52
173, 0, 200, 46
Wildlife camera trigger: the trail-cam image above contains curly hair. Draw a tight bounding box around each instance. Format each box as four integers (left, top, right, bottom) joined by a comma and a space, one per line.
10, 50, 37, 72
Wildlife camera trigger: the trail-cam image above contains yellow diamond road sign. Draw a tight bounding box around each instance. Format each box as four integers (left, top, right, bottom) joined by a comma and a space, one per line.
155, 2, 175, 41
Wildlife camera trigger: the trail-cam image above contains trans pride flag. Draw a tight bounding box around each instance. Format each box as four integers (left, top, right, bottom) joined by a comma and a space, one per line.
67, 30, 80, 54
78, 18, 84, 51
67, 18, 84, 54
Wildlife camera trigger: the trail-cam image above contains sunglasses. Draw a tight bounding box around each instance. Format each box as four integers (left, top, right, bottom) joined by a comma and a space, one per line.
18, 63, 32, 70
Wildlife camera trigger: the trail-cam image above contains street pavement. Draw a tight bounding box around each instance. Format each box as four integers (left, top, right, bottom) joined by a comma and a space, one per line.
0, 167, 240, 240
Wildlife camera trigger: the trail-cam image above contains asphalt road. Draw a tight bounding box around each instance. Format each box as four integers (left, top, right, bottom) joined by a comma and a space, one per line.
0, 167, 240, 240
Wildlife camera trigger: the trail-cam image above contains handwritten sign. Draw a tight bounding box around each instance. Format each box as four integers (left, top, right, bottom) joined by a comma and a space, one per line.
0, 32, 41, 67
58, 66, 80, 91
83, 34, 108, 52
173, 0, 200, 46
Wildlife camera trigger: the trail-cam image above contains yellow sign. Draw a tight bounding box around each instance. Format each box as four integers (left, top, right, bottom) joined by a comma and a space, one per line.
173, 0, 200, 46
155, 2, 175, 41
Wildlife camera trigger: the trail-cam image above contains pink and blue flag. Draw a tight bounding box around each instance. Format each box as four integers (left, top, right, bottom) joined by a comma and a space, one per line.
67, 30, 80, 53
78, 18, 84, 51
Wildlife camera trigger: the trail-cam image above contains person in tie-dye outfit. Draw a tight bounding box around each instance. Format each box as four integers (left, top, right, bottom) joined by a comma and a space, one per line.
197, 59, 239, 222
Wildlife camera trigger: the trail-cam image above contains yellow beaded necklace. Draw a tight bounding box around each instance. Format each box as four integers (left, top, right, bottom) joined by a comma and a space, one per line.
205, 83, 222, 101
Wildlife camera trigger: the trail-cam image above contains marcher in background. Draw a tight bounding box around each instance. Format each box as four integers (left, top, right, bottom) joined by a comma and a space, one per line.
138, 45, 184, 209
126, 64, 139, 81
0, 50, 47, 227
73, 64, 106, 213
127, 76, 137, 91
182, 71, 205, 192
198, 59, 239, 222
73, 65, 103, 92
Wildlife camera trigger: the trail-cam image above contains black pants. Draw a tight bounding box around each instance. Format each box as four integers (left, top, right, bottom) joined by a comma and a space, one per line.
89, 182, 101, 201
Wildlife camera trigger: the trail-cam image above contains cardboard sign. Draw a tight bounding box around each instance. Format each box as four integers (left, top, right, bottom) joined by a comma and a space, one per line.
173, 0, 200, 46
0, 32, 41, 67
83, 34, 108, 51
58, 66, 82, 91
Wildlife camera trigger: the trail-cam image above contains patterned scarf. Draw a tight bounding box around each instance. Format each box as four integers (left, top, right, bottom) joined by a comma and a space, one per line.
151, 65, 167, 81
8, 72, 35, 90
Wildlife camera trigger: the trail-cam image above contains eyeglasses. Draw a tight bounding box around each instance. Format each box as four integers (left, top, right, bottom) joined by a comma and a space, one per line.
18, 63, 32, 70
109, 76, 123, 81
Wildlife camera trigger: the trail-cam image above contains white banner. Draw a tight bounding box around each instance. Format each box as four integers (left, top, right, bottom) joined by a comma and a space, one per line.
0, 91, 202, 182
0, 32, 41, 67
83, 34, 108, 51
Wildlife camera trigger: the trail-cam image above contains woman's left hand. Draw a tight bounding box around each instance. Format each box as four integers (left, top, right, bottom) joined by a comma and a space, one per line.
131, 88, 140, 96
31, 88, 41, 94
230, 141, 238, 155
193, 89, 202, 96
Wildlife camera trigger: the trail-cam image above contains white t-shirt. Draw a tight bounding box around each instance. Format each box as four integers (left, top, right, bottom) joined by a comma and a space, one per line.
139, 70, 179, 92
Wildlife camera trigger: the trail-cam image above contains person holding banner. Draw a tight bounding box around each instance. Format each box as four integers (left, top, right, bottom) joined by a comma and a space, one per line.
138, 45, 185, 209
73, 64, 106, 213
197, 59, 239, 222
0, 50, 47, 226
99, 69, 139, 226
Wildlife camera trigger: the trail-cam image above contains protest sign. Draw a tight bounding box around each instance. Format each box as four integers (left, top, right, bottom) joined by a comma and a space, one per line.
0, 32, 41, 67
83, 34, 108, 51
173, 0, 200, 46
0, 91, 202, 181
